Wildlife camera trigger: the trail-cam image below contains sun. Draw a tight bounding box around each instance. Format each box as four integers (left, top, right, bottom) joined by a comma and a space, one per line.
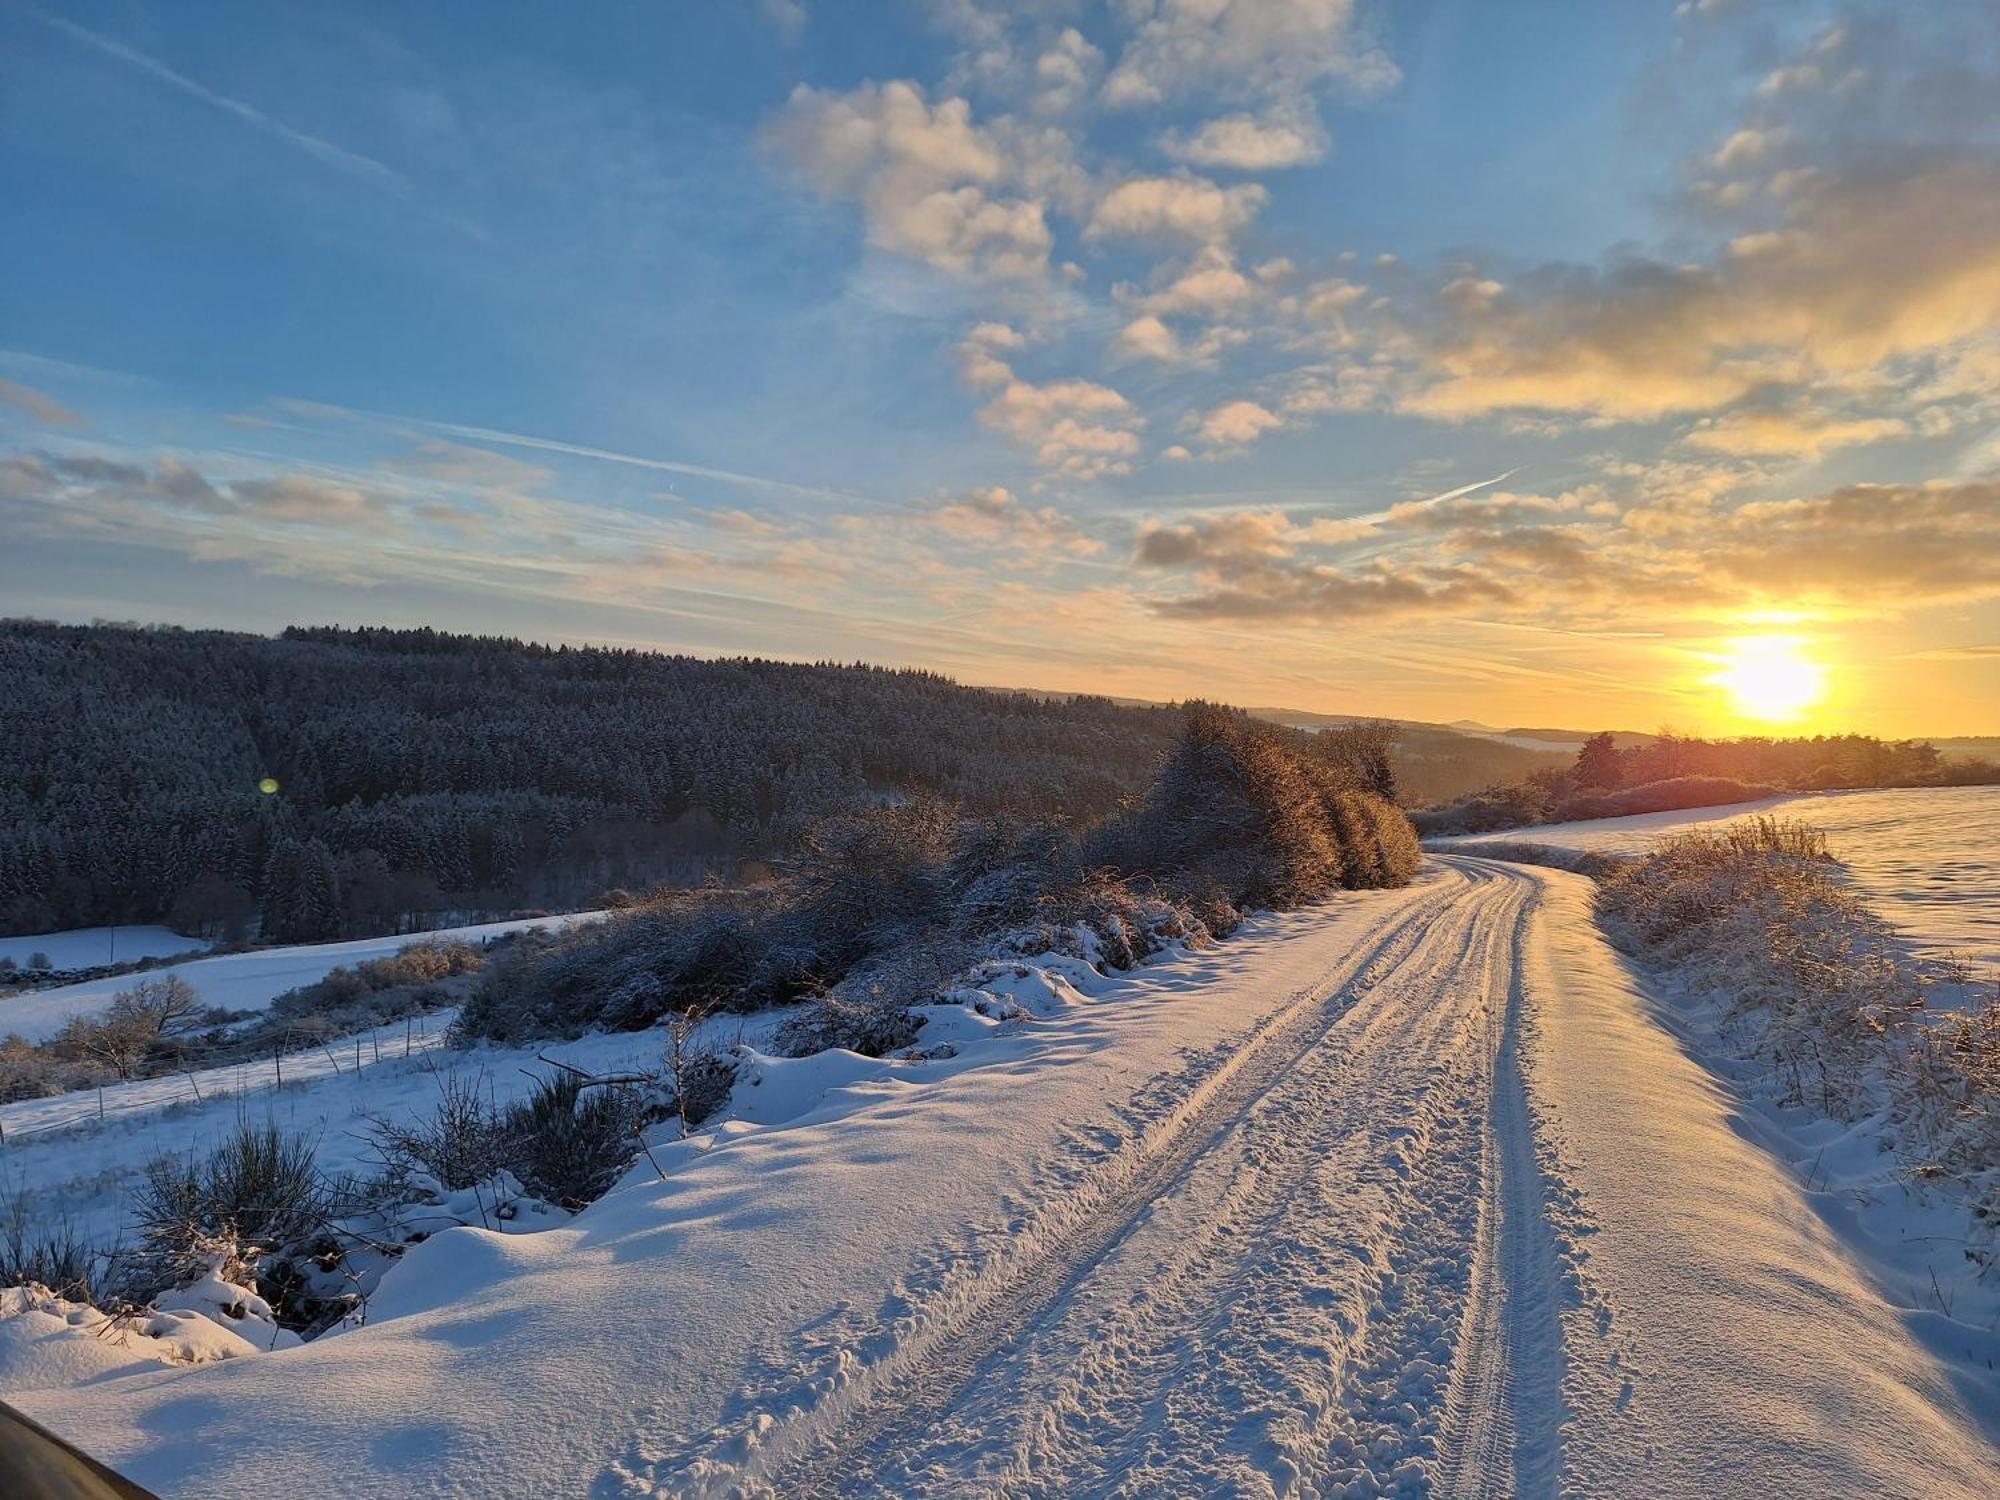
1710, 635, 1829, 725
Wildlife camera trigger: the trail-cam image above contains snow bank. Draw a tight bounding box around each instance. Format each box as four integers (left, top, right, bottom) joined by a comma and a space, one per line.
0, 1284, 281, 1394
0, 911, 606, 1045
1512, 863, 2000, 1496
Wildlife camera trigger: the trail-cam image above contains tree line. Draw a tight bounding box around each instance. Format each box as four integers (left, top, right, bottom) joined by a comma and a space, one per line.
0, 620, 1186, 943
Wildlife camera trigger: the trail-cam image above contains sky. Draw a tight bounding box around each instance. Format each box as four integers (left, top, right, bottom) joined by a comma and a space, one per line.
2, 0, 1997, 737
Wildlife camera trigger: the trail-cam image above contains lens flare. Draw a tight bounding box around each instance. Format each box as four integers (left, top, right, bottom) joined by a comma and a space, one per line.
1710, 635, 1828, 723
258, 776, 280, 795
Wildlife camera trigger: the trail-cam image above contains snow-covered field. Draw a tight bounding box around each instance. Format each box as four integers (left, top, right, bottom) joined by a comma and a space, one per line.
1434, 784, 2000, 972
8, 861, 1995, 1497
0, 924, 209, 970
0, 911, 606, 1044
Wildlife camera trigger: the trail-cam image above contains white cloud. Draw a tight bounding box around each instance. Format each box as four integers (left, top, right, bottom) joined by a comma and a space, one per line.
1193, 397, 1284, 448
1086, 173, 1266, 246
1160, 108, 1327, 170
766, 80, 1055, 281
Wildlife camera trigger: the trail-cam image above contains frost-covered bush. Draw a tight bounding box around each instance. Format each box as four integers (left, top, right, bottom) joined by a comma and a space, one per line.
458, 712, 1411, 1048
1598, 817, 2000, 1252
1094, 703, 1420, 907
773, 993, 926, 1058
1555, 775, 1781, 823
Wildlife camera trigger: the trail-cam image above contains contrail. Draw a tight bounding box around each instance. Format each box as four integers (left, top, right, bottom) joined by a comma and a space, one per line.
29, 8, 485, 241
276, 398, 879, 509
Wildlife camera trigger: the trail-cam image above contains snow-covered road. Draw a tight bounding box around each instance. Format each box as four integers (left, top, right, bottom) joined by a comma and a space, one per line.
18, 860, 2000, 1497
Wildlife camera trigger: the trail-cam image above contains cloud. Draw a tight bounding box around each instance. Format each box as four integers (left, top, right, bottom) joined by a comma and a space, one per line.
765, 80, 1057, 281
386, 440, 557, 492
757, 0, 808, 46
1135, 509, 1298, 569
1121, 462, 2000, 628
1102, 0, 1397, 110
1400, 161, 2000, 424
1086, 173, 1266, 247
1151, 559, 1518, 623
1126, 246, 1262, 316
0, 378, 83, 428
921, 485, 1103, 554
956, 324, 1144, 478
1680, 405, 1911, 458
1030, 28, 1104, 115
1160, 108, 1327, 170
1114, 315, 1184, 363
1191, 398, 1283, 448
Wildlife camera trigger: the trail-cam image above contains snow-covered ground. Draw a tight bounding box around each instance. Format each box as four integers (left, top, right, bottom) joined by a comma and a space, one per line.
0, 925, 209, 971
9, 861, 1995, 1497
0, 911, 606, 1045
0, 1003, 807, 1261
1434, 784, 2000, 972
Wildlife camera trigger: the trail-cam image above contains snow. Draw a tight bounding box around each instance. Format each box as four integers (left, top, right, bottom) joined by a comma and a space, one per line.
10, 862, 1995, 1497
0, 911, 607, 1045
0, 1286, 280, 1393
1434, 784, 2000, 972
1511, 862, 1999, 1497
0, 926, 209, 971
0, 1004, 802, 1257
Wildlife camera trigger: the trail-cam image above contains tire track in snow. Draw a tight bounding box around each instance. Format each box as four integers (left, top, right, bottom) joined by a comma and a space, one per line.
724, 860, 1565, 1499
1437, 857, 1568, 1499
661, 871, 1470, 1497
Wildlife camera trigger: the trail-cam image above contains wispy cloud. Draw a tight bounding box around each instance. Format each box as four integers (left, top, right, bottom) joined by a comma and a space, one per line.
28, 7, 485, 241
0, 378, 83, 428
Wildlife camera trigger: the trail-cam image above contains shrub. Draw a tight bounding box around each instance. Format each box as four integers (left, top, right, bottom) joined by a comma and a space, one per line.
131, 1123, 330, 1299
1097, 703, 1418, 907
367, 1072, 511, 1192
1, 1197, 99, 1303
49, 975, 204, 1080
773, 993, 926, 1058
502, 1074, 648, 1211
369, 1070, 664, 1214
1597, 817, 1999, 1254
27, 952, 51, 971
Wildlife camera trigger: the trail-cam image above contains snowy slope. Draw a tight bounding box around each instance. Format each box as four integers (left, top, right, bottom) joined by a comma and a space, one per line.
0, 926, 209, 970
0, 912, 606, 1045
16, 863, 1996, 1498
1435, 784, 2000, 971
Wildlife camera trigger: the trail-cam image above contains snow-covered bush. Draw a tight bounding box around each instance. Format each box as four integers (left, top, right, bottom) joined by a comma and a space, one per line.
1092, 703, 1420, 906
367, 1072, 514, 1192
370, 1070, 663, 1215
127, 1123, 338, 1330
772, 993, 926, 1059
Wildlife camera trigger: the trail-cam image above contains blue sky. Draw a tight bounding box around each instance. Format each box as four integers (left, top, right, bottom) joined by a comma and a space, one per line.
3, 0, 1997, 733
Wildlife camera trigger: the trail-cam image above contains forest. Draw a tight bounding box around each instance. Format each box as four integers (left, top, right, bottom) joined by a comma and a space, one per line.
0, 620, 1187, 942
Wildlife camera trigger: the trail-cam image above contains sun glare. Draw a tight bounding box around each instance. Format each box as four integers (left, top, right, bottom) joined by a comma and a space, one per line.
1711, 635, 1829, 724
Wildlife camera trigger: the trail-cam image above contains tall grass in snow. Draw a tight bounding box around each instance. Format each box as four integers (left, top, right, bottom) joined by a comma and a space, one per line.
1598, 817, 1999, 1256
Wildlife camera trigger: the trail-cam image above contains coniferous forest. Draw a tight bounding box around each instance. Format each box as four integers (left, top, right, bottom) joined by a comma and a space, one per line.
0, 620, 1184, 941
